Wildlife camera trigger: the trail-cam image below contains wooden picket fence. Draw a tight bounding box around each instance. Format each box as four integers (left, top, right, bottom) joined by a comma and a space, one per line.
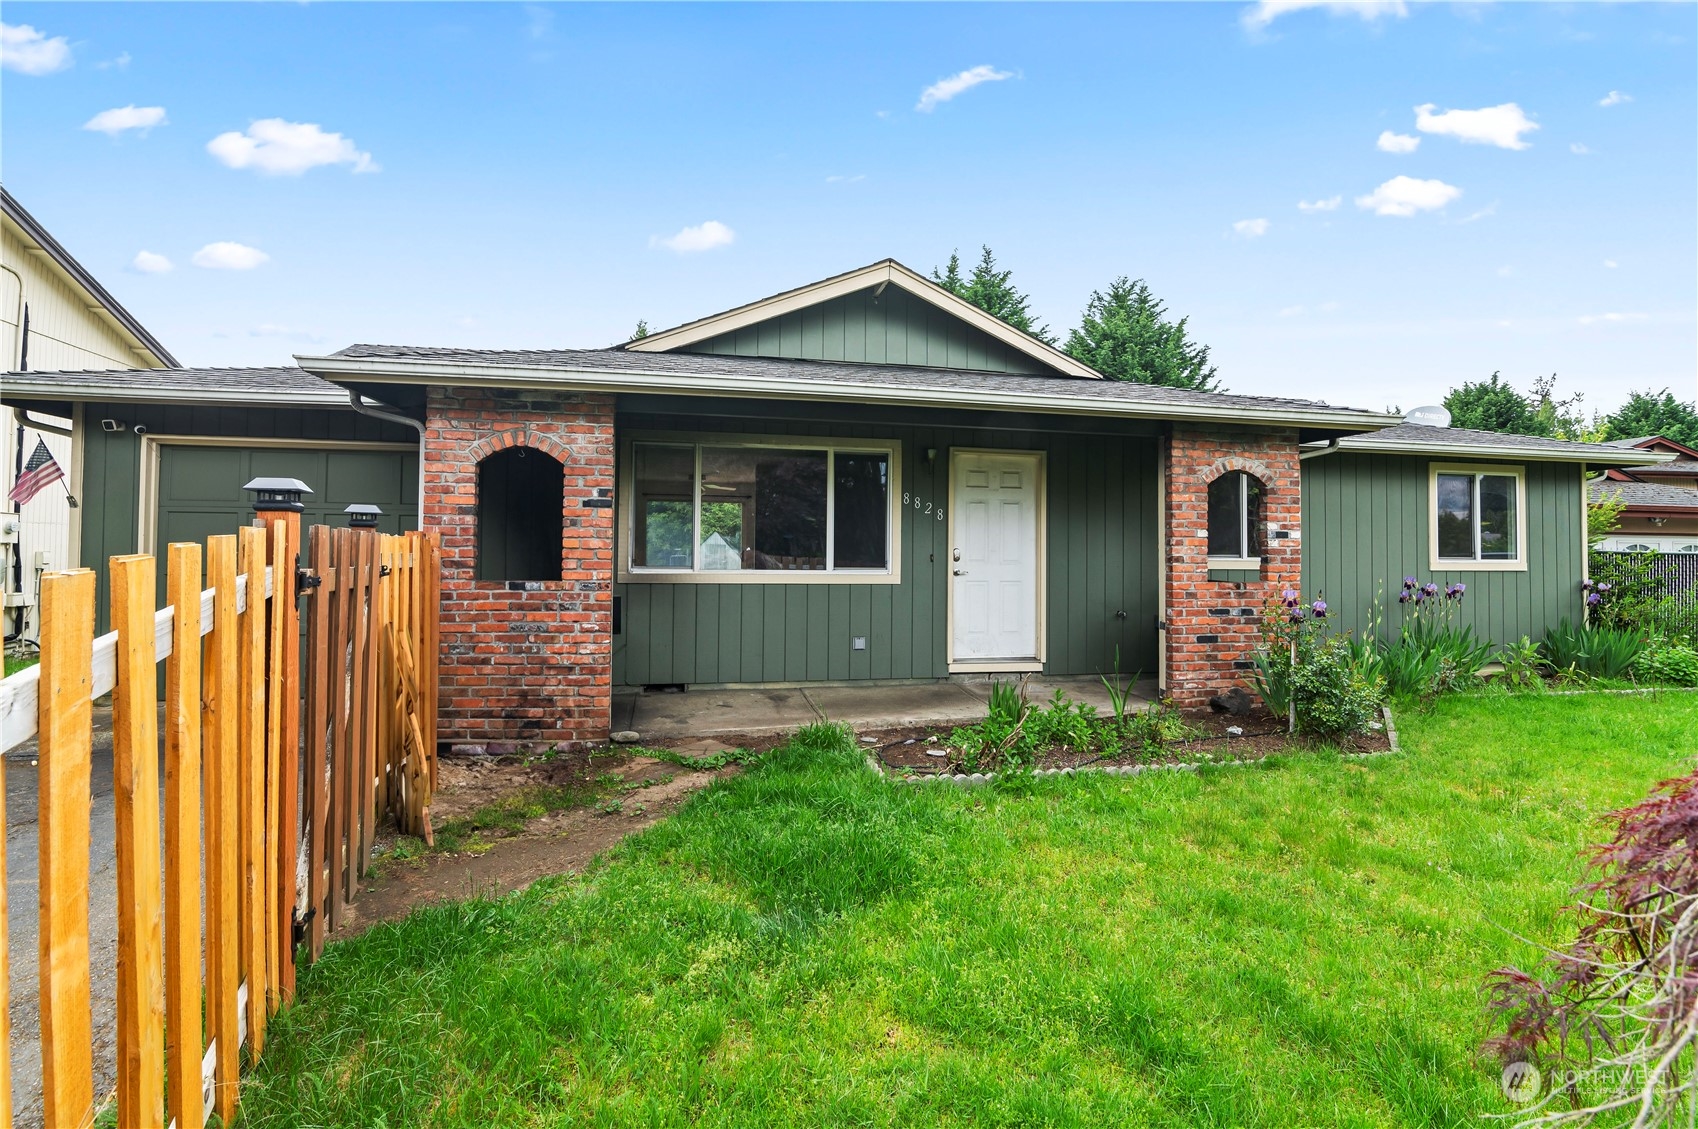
0, 521, 440, 1129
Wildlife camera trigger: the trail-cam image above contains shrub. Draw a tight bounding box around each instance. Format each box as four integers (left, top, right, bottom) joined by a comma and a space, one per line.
1586, 552, 1698, 643
1377, 579, 1493, 698
1250, 590, 1384, 736
1542, 619, 1646, 680
1494, 636, 1546, 693
1631, 636, 1698, 687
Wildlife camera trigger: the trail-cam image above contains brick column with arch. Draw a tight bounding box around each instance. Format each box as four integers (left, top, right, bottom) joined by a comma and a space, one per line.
1162, 425, 1303, 708
425, 385, 616, 749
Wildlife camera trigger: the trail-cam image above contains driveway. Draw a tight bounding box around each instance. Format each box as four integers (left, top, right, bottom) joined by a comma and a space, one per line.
6, 706, 119, 1129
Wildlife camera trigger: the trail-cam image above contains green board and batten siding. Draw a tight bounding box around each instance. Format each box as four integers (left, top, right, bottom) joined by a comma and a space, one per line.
612, 409, 1159, 687
77, 400, 418, 630
679, 285, 1060, 375
1301, 452, 1586, 645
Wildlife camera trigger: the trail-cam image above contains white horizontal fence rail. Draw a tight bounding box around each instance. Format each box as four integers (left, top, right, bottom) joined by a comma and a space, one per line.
0, 568, 272, 755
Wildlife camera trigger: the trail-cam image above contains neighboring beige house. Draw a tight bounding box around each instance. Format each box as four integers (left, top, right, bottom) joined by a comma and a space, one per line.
1, 186, 178, 643
1592, 436, 1698, 554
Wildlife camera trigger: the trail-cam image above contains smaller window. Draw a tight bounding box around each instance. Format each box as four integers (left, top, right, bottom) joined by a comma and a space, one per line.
1432, 466, 1523, 568
1620, 542, 1656, 553
1207, 471, 1263, 561
477, 446, 564, 582
1678, 544, 1698, 554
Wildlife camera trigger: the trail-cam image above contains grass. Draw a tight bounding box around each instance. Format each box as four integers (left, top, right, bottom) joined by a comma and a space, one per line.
242, 700, 1695, 1127
397, 769, 677, 859
3, 651, 39, 678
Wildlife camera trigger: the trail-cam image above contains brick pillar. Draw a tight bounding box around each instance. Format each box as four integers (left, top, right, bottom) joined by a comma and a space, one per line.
1163, 425, 1302, 708
424, 386, 616, 749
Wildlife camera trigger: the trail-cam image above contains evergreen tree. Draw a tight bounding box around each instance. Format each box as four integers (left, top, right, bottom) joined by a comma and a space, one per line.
1442, 372, 1548, 436
629, 319, 650, 341
1062, 277, 1221, 391
931, 246, 1056, 344
1600, 389, 1698, 448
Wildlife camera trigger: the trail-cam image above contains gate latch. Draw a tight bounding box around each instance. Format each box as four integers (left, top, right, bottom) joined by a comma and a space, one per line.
296, 568, 323, 590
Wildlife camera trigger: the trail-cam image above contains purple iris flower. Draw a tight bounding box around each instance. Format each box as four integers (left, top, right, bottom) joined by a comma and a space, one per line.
1586, 592, 1602, 606
1311, 600, 1329, 618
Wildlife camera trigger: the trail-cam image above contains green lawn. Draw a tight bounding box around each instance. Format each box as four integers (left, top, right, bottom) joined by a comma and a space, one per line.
242, 693, 1696, 1128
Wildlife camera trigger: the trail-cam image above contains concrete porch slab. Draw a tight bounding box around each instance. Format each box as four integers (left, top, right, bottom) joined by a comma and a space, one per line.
625, 687, 820, 740
613, 675, 1160, 743
803, 682, 988, 729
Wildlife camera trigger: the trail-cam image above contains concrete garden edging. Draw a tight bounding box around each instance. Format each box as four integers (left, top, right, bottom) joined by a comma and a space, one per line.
868, 707, 1400, 787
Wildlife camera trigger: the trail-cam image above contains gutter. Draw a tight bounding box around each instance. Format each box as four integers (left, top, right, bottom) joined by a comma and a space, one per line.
1334, 438, 1674, 468
347, 392, 427, 525
12, 407, 71, 438
298, 354, 1404, 432
0, 380, 348, 408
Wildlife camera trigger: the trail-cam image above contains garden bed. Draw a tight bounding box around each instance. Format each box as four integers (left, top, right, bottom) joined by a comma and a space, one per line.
868, 703, 1394, 780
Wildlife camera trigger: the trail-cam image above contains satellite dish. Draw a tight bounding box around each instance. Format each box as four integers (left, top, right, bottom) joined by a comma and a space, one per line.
1404, 405, 1452, 428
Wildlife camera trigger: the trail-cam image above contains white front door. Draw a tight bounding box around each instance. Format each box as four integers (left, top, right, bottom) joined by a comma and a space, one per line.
950, 450, 1042, 665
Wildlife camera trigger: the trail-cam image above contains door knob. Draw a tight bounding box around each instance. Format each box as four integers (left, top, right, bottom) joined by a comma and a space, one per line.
953, 569, 968, 576
952, 548, 961, 562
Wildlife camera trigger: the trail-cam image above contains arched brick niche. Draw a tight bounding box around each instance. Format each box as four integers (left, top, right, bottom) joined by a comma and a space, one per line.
423, 386, 616, 749
1162, 425, 1302, 708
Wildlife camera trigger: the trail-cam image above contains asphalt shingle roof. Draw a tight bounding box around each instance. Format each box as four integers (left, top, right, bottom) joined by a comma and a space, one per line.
330, 343, 1385, 418
3, 365, 346, 401
1591, 480, 1698, 509
1342, 422, 1655, 459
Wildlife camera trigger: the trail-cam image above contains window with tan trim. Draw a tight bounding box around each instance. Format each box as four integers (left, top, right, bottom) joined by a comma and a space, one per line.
622, 435, 902, 583
1429, 463, 1527, 571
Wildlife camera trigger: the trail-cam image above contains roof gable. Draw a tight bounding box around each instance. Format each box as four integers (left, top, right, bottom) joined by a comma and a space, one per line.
624, 259, 1100, 379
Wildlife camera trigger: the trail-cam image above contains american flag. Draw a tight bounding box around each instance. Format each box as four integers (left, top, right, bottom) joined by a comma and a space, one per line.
9, 438, 65, 507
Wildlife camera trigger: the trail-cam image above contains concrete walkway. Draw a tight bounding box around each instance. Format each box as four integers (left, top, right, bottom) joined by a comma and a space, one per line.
614, 676, 1157, 741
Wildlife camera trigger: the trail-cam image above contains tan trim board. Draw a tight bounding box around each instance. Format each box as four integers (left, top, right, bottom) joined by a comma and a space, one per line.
623, 259, 1103, 380
1335, 436, 1673, 468
947, 660, 1045, 674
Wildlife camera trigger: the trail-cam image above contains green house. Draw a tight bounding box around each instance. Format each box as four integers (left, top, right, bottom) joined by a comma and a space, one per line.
4, 259, 1670, 747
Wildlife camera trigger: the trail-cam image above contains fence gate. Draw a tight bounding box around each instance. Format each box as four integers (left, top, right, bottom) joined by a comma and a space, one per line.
0, 520, 440, 1129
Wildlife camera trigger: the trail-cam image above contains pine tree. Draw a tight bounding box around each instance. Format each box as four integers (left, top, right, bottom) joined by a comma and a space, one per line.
931, 246, 1056, 344
1062, 277, 1221, 391
1600, 389, 1698, 448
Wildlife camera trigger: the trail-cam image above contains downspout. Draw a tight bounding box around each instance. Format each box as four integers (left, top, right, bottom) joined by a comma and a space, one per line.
1298, 439, 1342, 461
347, 391, 426, 526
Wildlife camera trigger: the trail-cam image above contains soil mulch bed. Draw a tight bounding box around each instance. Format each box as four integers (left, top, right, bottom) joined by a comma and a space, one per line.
867, 704, 1392, 778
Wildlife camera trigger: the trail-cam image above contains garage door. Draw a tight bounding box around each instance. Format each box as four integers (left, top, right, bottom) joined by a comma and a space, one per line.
154, 443, 419, 557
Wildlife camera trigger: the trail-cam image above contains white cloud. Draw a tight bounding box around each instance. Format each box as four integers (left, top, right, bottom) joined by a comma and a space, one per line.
94, 51, 131, 71
1570, 142, 1591, 155
1241, 1, 1407, 30
1318, 300, 1340, 312
1604, 259, 1618, 269
825, 174, 866, 184
1496, 265, 1514, 278
1414, 102, 1539, 150
83, 105, 167, 137
1, 22, 72, 74
131, 251, 172, 274
1278, 305, 1306, 317
650, 221, 735, 254
1355, 175, 1462, 216
1578, 311, 1647, 326
1297, 195, 1342, 213
1376, 130, 1420, 154
1233, 218, 1270, 238
1599, 90, 1632, 107
192, 242, 270, 270
916, 65, 1012, 112
1458, 202, 1497, 224
207, 119, 378, 176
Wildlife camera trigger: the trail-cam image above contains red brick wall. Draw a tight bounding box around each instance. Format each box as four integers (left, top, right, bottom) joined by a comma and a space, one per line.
425, 386, 616, 749
1162, 425, 1302, 708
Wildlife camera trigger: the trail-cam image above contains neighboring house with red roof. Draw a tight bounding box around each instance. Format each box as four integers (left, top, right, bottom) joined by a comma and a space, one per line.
1591, 436, 1698, 554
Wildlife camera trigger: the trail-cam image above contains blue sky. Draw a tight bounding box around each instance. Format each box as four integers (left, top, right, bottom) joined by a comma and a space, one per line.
3, 1, 1693, 415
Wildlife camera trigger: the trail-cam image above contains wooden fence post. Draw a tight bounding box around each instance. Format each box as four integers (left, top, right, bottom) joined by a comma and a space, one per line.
36, 568, 96, 1129
203, 536, 241, 1124
0, 692, 10, 1129
238, 524, 269, 1055
111, 553, 166, 1128
164, 543, 205, 1129
348, 531, 374, 895
306, 525, 331, 959
262, 521, 286, 1014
